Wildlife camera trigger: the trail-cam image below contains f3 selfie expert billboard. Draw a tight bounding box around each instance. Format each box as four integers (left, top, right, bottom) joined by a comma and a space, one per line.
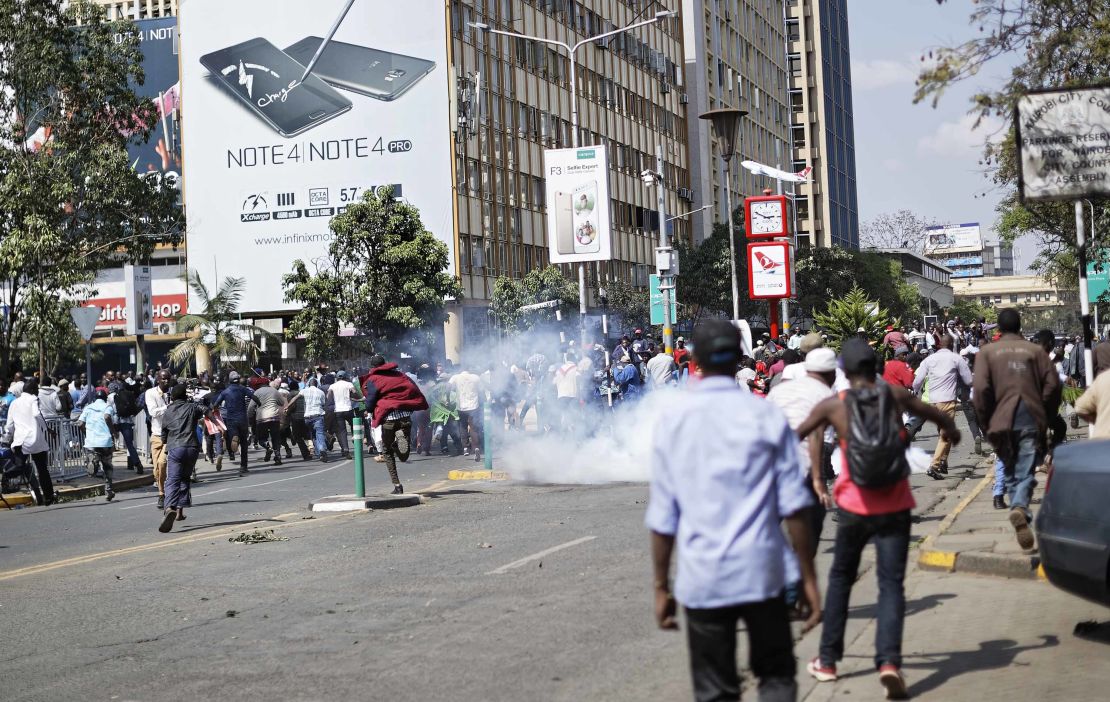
179, 0, 454, 313
544, 146, 613, 264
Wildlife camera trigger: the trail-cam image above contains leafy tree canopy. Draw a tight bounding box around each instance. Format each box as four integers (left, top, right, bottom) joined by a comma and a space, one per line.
489, 266, 579, 334
282, 186, 462, 360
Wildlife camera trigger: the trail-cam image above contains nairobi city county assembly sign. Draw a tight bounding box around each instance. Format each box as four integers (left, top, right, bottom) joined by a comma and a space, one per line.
1017, 85, 1110, 202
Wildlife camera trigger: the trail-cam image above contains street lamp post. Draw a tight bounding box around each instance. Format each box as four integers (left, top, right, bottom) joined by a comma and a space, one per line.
699, 108, 747, 321
471, 10, 677, 343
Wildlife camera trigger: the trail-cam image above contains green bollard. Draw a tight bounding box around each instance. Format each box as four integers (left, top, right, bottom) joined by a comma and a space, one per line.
483, 403, 493, 471
353, 416, 365, 498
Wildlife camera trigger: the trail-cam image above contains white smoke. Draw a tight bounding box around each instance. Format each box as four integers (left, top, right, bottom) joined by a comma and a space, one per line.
500, 386, 681, 484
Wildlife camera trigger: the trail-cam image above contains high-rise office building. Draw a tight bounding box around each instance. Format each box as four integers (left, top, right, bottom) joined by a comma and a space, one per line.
682, 0, 792, 242
786, 0, 859, 249
91, 0, 690, 351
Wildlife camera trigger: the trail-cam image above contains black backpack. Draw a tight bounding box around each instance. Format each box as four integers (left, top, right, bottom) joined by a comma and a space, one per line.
843, 384, 909, 488
114, 387, 139, 418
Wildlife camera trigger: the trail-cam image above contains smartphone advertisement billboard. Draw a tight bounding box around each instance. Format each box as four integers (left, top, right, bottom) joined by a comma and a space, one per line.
543, 146, 613, 264
115, 17, 181, 183
179, 0, 454, 313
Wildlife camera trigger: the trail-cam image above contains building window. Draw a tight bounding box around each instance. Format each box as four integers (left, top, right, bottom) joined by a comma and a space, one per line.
1010, 294, 1018, 303
981, 296, 991, 306
994, 295, 1002, 304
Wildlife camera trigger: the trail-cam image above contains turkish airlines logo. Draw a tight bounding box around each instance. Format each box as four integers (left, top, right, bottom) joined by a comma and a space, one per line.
754, 251, 784, 273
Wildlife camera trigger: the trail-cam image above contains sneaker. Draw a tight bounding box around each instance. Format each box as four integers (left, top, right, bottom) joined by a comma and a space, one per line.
374, 455, 386, 463
158, 509, 177, 533
936, 461, 949, 475
878, 665, 908, 699
239, 468, 250, 476
396, 430, 409, 457
156, 495, 165, 510
321, 453, 330, 463
215, 456, 223, 472
807, 658, 837, 683
105, 491, 116, 502
925, 468, 945, 481
463, 448, 470, 456
1009, 508, 1036, 550
993, 495, 1007, 510
474, 451, 481, 463
391, 484, 404, 495
264, 448, 273, 462
974, 437, 983, 455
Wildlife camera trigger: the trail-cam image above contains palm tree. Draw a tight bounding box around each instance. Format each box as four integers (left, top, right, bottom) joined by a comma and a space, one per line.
168, 271, 274, 372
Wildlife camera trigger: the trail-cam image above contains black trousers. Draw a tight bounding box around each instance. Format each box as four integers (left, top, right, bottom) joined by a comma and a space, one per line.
226, 421, 249, 470
685, 595, 797, 702
380, 417, 412, 485
15, 447, 54, 505
257, 420, 283, 462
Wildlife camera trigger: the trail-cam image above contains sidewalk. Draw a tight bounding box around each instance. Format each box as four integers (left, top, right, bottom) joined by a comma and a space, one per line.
1, 449, 151, 509
917, 426, 1089, 580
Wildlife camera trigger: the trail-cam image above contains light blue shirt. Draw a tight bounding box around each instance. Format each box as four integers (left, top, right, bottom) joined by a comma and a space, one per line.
79, 399, 117, 449
645, 376, 813, 609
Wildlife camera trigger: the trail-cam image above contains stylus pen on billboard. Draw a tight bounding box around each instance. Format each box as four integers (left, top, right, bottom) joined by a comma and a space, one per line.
299, 0, 357, 82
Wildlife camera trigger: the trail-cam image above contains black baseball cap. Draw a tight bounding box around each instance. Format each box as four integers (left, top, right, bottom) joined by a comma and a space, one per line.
841, 338, 876, 376
692, 320, 742, 370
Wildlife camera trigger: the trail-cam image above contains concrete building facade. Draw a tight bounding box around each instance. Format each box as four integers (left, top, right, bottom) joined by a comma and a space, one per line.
956, 275, 1080, 333
786, 0, 860, 249
681, 0, 792, 242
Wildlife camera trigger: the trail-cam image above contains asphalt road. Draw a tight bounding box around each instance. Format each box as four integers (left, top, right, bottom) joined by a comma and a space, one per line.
2, 418, 1070, 701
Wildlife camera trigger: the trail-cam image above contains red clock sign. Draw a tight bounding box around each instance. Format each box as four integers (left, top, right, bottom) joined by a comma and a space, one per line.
747, 241, 794, 300
744, 194, 789, 238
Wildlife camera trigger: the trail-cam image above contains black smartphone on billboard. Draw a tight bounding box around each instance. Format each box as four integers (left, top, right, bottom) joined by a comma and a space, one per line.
200, 37, 352, 138
284, 37, 437, 101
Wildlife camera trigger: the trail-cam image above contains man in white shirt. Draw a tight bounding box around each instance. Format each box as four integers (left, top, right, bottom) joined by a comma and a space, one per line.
5, 377, 54, 505
913, 334, 973, 479
645, 347, 677, 389
301, 378, 329, 462
553, 352, 580, 431
327, 371, 356, 459
144, 370, 172, 508
450, 366, 484, 460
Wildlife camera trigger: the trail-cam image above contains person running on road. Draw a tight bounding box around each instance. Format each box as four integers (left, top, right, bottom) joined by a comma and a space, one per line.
78, 388, 119, 502
252, 378, 285, 465
912, 333, 971, 480
797, 339, 960, 699
362, 355, 429, 494
972, 308, 1060, 552
5, 377, 55, 506
327, 371, 356, 460
450, 363, 485, 459
300, 378, 329, 461
144, 371, 173, 507
158, 383, 210, 533
212, 371, 255, 475
645, 346, 678, 390
647, 319, 821, 702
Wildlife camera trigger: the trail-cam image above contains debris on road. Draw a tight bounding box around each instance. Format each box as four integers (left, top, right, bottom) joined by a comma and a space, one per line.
478, 542, 493, 549
229, 529, 289, 544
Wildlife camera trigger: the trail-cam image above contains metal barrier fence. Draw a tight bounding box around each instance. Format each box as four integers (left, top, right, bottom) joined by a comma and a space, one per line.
44, 413, 153, 483
45, 418, 88, 482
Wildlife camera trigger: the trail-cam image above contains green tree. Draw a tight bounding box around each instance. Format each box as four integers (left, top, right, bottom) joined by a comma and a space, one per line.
169, 272, 272, 372
0, 0, 182, 375
947, 298, 998, 325
674, 221, 759, 323
601, 278, 651, 332
915, 0, 1110, 285
18, 294, 86, 377
489, 266, 579, 334
282, 186, 462, 360
794, 247, 920, 324
812, 286, 895, 350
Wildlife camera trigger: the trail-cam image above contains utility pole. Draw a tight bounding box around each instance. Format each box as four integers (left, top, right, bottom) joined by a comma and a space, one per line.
655, 145, 675, 354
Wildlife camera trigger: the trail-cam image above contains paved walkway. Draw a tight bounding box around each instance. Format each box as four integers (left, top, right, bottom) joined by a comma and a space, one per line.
918, 426, 1089, 579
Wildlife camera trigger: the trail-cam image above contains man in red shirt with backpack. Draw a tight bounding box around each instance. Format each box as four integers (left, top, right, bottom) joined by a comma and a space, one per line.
796, 339, 959, 699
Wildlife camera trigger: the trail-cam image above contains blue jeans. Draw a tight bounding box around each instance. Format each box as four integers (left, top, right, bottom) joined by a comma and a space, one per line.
993, 458, 1006, 497
1002, 429, 1040, 515
305, 415, 327, 457
820, 509, 911, 670
166, 446, 199, 509
118, 423, 141, 466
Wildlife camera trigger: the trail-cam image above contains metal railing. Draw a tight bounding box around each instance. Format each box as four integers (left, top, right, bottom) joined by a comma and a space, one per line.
45, 418, 89, 482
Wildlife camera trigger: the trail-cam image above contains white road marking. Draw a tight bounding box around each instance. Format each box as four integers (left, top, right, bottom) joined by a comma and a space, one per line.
485, 536, 597, 575
117, 460, 351, 510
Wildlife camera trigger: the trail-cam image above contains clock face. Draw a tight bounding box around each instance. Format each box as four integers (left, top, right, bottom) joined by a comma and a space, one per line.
751, 200, 784, 235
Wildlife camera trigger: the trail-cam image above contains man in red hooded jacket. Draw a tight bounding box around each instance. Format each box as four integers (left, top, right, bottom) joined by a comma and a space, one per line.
361, 355, 429, 494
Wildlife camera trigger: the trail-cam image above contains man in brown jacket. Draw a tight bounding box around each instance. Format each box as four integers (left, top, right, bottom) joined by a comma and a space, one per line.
972, 308, 1061, 551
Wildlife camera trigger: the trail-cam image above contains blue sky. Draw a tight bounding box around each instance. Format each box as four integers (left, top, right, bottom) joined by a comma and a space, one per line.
847, 0, 1034, 270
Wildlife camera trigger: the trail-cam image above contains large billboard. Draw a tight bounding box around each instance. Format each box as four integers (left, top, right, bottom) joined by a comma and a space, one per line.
924, 223, 982, 253
543, 146, 614, 264
114, 17, 181, 183
1017, 86, 1110, 202
179, 0, 454, 313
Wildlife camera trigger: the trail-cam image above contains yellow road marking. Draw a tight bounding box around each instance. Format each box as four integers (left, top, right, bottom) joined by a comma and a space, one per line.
0, 511, 358, 582
917, 549, 957, 572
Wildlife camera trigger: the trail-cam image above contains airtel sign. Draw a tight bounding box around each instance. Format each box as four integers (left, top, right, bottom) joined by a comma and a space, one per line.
84, 294, 187, 329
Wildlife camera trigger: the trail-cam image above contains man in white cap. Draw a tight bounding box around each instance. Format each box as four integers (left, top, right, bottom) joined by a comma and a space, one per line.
768, 347, 839, 547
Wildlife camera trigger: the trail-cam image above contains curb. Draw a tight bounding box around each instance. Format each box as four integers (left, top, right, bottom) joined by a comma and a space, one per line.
916, 464, 1046, 581
447, 469, 510, 481
1, 474, 154, 509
